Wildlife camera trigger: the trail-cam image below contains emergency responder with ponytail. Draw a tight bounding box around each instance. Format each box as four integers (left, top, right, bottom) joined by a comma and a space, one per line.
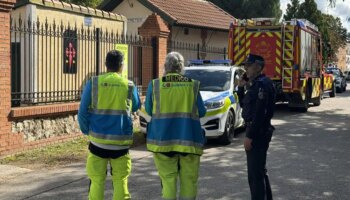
145, 52, 206, 200
78, 50, 140, 200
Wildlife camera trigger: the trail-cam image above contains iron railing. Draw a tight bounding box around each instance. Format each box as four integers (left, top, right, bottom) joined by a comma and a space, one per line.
167, 41, 227, 65
10, 16, 154, 107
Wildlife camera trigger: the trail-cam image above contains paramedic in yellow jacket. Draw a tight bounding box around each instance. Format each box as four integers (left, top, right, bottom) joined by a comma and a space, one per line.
145, 52, 206, 200
78, 50, 141, 200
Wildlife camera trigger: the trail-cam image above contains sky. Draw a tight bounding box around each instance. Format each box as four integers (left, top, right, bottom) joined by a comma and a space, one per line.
280, 0, 350, 32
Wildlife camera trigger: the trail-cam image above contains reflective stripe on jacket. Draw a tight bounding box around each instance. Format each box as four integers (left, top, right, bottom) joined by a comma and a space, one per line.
147, 73, 205, 155
88, 72, 134, 145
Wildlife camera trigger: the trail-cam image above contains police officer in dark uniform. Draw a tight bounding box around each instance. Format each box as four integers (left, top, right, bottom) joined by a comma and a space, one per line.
237, 54, 276, 200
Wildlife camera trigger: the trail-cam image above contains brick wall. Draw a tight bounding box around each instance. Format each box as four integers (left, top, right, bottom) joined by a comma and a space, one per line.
0, 1, 85, 156
1, 103, 81, 156
139, 13, 170, 84
0, 11, 169, 157
158, 37, 168, 77
10, 103, 80, 119
141, 44, 154, 87
0, 0, 16, 156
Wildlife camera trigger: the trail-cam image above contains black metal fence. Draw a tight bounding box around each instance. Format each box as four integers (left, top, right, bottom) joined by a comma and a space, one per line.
167, 41, 227, 65
10, 16, 154, 107
10, 16, 228, 107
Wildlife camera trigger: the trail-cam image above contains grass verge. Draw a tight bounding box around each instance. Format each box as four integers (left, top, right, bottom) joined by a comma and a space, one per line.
0, 131, 145, 169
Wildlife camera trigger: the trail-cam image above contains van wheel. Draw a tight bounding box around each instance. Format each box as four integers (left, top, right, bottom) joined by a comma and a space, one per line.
329, 82, 336, 97
218, 111, 235, 145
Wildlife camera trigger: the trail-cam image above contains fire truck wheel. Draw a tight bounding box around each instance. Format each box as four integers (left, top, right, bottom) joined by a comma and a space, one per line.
291, 95, 309, 112
329, 82, 336, 97
313, 93, 321, 106
299, 103, 308, 112
299, 83, 310, 112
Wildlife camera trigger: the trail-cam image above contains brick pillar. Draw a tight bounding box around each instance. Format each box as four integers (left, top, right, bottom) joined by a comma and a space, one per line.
0, 0, 16, 155
138, 13, 170, 87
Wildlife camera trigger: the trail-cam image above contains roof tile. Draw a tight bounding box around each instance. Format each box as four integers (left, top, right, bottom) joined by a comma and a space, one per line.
147, 0, 234, 30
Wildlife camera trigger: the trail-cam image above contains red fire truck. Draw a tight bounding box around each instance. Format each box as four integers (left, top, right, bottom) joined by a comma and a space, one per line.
228, 18, 335, 112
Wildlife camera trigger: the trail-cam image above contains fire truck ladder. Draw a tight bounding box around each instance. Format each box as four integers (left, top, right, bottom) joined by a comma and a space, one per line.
236, 20, 246, 65
237, 27, 241, 64
282, 23, 295, 89
237, 25, 243, 65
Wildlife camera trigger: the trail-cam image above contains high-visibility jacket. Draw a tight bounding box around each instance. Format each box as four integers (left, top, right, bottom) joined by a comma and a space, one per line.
147, 73, 205, 155
88, 72, 135, 146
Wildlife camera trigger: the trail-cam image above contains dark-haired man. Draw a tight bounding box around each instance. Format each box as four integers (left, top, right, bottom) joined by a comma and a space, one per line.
237, 54, 276, 200
78, 50, 140, 200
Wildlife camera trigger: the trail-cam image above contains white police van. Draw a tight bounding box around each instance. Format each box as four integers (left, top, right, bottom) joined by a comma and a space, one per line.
138, 60, 245, 144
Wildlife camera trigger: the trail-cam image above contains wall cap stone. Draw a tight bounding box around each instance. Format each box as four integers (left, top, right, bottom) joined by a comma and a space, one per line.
13, 0, 127, 22
0, 0, 16, 12
10, 103, 80, 119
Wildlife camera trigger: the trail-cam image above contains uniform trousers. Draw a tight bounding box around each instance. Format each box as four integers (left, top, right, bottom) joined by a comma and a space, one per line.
246, 144, 272, 200
86, 143, 131, 200
153, 152, 200, 200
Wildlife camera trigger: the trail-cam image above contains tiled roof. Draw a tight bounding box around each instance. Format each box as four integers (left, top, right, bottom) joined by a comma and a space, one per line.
99, 0, 235, 31
141, 0, 235, 31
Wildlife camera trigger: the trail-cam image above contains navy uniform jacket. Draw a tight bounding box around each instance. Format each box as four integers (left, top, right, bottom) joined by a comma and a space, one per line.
237, 74, 276, 142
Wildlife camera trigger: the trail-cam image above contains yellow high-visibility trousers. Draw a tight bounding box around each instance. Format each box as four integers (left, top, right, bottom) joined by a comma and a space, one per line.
153, 153, 200, 200
86, 152, 131, 200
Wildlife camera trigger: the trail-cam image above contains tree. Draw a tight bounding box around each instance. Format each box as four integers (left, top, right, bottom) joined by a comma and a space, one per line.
61, 0, 102, 8
212, 0, 347, 60
283, 0, 348, 61
328, 0, 345, 7
209, 0, 244, 18
283, 0, 300, 21
242, 0, 282, 20
297, 0, 322, 25
209, 0, 282, 20
321, 14, 348, 55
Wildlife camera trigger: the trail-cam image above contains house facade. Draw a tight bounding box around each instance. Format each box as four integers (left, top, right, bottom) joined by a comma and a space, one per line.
346, 43, 350, 71
336, 44, 349, 71
99, 0, 235, 49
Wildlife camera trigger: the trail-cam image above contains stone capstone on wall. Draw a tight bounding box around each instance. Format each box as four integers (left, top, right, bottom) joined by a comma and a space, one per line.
11, 115, 80, 142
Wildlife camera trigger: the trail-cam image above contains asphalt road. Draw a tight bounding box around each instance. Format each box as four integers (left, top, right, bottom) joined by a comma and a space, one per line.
1, 87, 349, 200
